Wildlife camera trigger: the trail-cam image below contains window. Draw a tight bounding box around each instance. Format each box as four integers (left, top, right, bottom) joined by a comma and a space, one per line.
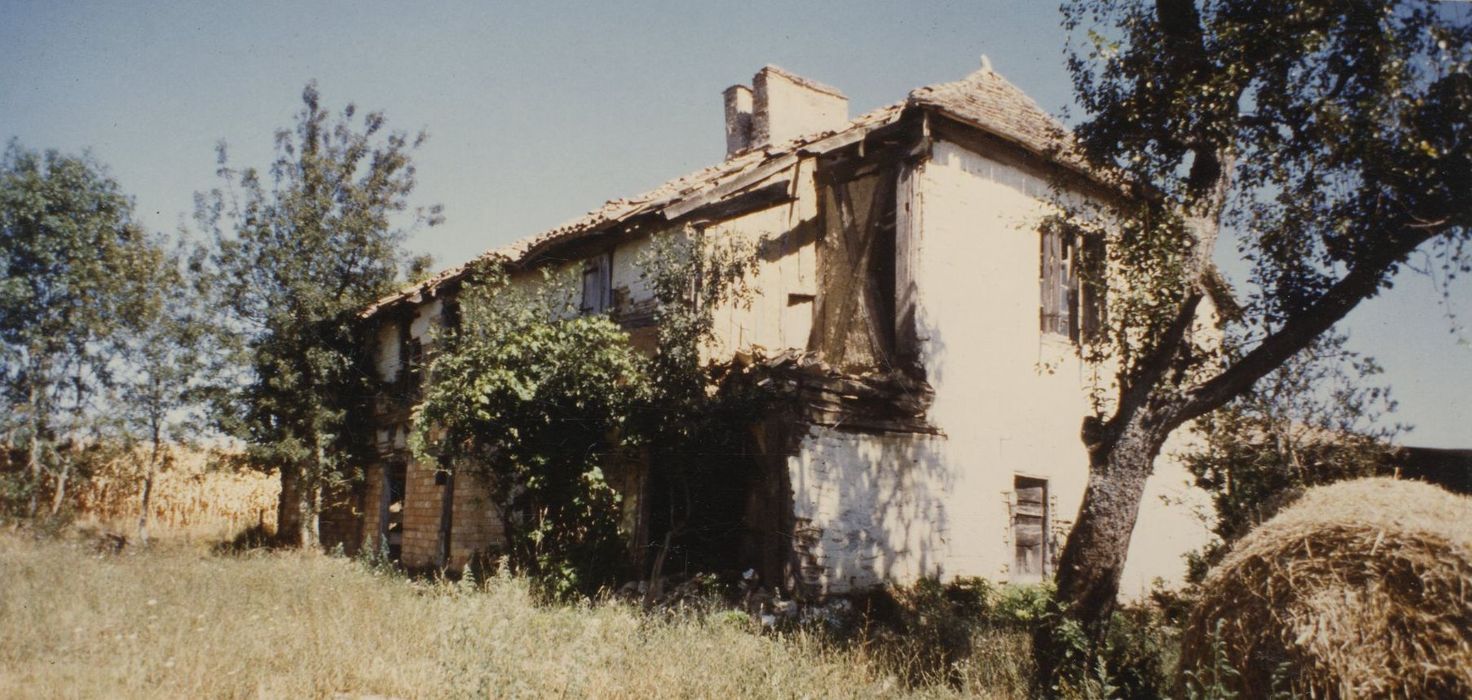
1013, 476, 1049, 580
378, 461, 407, 562
1040, 227, 1104, 343
397, 319, 424, 398
580, 252, 612, 315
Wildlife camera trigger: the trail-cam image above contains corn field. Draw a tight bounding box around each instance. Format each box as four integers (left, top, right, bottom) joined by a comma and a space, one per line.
69, 447, 278, 536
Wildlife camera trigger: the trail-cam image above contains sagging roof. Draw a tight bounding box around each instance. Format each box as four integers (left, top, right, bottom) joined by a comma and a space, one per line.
362, 65, 1079, 320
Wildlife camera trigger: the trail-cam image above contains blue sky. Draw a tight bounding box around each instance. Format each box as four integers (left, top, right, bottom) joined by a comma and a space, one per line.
3, 1, 1467, 446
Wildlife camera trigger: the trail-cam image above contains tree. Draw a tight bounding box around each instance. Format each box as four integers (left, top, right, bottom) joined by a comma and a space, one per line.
1182, 330, 1400, 575
1038, 0, 1471, 676
410, 228, 757, 596
197, 83, 440, 547
114, 239, 211, 545
632, 228, 759, 588
413, 266, 648, 596
0, 141, 160, 519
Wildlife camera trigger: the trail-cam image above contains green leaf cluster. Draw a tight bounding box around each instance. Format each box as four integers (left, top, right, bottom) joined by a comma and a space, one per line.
195, 83, 439, 544
0, 141, 176, 518
412, 227, 762, 597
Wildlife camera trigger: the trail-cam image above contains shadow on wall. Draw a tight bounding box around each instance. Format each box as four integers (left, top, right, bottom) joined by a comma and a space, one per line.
790, 427, 953, 595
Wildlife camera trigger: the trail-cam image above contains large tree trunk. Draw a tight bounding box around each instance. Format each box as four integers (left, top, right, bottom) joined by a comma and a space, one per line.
298, 482, 320, 548
1035, 405, 1178, 686
275, 468, 322, 548
1058, 423, 1168, 631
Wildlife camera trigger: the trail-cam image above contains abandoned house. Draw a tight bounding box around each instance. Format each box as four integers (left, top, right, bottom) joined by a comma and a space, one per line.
314, 62, 1219, 598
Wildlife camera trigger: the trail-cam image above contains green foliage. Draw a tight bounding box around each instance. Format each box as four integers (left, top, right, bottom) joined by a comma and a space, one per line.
859, 578, 1174, 697
1044, 0, 1471, 678
632, 228, 766, 568
413, 266, 647, 597
1183, 330, 1400, 577
1180, 621, 1236, 699
1038, 596, 1179, 700
0, 141, 166, 518
1060, 0, 1472, 392
849, 578, 1045, 690
196, 82, 439, 544
412, 227, 761, 596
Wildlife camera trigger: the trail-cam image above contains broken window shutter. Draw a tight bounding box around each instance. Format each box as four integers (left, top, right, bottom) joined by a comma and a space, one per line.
580, 253, 610, 315
1040, 228, 1064, 336
1013, 477, 1049, 578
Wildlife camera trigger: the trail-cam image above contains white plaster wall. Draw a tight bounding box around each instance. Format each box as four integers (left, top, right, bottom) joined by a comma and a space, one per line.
373, 322, 400, 383
754, 70, 849, 147
610, 234, 655, 306
705, 158, 819, 357
788, 139, 1214, 596
371, 299, 444, 385
409, 299, 443, 342
788, 428, 950, 592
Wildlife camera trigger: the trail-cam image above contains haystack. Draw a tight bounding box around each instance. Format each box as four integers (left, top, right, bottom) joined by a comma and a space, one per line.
1180, 477, 1472, 698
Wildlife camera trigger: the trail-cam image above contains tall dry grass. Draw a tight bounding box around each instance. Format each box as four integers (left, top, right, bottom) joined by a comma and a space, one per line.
0, 531, 1035, 699
69, 447, 278, 541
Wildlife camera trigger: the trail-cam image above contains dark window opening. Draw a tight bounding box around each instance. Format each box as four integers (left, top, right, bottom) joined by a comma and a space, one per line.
379, 462, 407, 562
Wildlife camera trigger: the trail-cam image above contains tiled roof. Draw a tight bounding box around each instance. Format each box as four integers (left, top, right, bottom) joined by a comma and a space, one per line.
362, 67, 1077, 319
908, 66, 1080, 166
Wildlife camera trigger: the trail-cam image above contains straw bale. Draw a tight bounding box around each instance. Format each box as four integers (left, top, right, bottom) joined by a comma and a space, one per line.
1181, 477, 1472, 698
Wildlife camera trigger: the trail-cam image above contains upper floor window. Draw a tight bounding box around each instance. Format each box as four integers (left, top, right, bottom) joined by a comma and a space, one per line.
580, 251, 612, 315
1040, 226, 1104, 343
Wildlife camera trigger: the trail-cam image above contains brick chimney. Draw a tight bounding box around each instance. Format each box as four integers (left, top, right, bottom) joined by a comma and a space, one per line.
723, 84, 754, 157
724, 66, 849, 158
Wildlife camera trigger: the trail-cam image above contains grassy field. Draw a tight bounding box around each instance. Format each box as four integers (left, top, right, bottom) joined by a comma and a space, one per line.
0, 529, 1034, 699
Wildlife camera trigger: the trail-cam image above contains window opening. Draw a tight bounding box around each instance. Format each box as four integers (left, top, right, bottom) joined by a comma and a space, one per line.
379, 462, 407, 561
1013, 475, 1049, 580
580, 251, 612, 315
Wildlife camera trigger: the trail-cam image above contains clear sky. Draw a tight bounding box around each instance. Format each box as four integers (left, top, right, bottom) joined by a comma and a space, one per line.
3, 1, 1467, 447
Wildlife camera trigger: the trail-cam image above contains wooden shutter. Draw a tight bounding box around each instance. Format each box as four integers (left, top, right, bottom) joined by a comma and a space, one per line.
1013, 477, 1048, 578
1040, 229, 1066, 336
1042, 227, 1089, 341
580, 252, 612, 314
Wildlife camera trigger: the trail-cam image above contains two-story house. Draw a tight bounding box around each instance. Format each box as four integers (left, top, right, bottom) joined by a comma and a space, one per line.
318, 62, 1218, 598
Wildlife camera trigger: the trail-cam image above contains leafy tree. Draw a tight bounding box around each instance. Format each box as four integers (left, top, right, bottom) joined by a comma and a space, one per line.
1183, 330, 1400, 577
113, 239, 212, 544
197, 83, 440, 547
633, 227, 760, 583
412, 267, 649, 597
0, 141, 160, 518
410, 228, 757, 596
1038, 0, 1471, 677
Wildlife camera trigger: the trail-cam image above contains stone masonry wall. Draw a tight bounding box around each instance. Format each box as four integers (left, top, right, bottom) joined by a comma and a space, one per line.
398, 457, 443, 569
447, 474, 502, 570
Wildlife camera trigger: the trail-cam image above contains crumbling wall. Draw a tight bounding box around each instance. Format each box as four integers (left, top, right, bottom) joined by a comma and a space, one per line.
703, 165, 821, 359
787, 427, 949, 593
780, 135, 1214, 596
812, 167, 897, 371
397, 458, 443, 568
914, 137, 1211, 593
